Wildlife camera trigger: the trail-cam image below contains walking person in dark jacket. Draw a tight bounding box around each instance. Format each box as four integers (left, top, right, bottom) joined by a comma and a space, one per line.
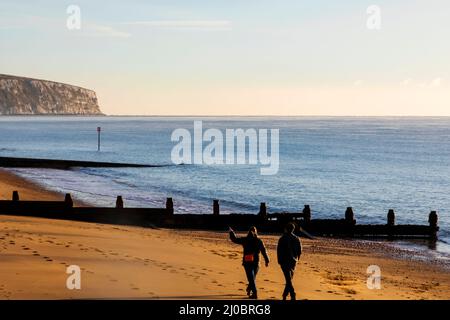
229, 226, 269, 299
277, 222, 302, 300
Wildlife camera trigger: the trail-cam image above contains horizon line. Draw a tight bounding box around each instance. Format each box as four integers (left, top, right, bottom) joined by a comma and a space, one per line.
102, 114, 450, 118
2, 114, 449, 118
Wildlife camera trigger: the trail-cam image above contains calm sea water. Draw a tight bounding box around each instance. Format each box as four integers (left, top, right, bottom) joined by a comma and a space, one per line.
1, 116, 449, 259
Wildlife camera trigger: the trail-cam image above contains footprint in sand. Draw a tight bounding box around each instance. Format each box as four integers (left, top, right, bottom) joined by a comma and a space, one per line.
342, 288, 357, 295
130, 284, 140, 291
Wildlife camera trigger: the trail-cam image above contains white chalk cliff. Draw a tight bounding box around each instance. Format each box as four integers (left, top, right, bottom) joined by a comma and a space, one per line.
0, 74, 103, 115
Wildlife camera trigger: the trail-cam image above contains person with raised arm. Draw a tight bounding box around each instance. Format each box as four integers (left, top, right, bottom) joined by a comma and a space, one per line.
229, 226, 269, 299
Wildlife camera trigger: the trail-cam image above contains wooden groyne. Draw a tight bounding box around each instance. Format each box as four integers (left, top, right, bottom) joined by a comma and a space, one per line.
0, 156, 163, 169
0, 192, 440, 240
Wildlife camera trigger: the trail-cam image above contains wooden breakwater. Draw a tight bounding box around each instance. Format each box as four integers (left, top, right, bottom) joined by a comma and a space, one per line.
0, 191, 440, 240
0, 156, 163, 169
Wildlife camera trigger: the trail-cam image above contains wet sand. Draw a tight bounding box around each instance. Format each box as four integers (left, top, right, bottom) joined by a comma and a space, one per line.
0, 169, 449, 300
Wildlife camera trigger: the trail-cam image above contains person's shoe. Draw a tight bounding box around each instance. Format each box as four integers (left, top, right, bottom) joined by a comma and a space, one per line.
249, 292, 258, 299
282, 294, 288, 301
246, 286, 251, 296
291, 293, 296, 301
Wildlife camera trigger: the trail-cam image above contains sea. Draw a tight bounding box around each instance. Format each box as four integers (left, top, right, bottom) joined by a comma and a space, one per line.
0, 116, 449, 262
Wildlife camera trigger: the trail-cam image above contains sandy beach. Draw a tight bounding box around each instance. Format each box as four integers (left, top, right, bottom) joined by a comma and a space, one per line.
0, 169, 449, 300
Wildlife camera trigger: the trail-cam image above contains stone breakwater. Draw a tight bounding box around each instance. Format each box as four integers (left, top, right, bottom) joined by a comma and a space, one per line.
0, 74, 103, 115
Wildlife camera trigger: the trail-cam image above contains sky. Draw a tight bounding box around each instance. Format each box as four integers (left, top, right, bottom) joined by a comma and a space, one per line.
0, 0, 449, 116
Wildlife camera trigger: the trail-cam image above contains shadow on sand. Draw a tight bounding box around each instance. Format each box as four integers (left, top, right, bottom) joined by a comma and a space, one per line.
89, 294, 247, 300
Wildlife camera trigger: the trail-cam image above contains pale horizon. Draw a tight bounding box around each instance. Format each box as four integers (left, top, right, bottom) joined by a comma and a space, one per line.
1, 0, 449, 116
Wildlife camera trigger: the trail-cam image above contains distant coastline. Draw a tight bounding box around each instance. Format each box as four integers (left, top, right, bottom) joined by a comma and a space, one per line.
0, 74, 103, 115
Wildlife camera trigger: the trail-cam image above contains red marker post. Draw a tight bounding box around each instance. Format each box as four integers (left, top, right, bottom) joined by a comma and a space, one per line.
97, 126, 101, 151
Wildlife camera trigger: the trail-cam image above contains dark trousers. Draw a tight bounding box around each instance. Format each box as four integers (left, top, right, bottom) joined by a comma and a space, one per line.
243, 263, 259, 294
281, 265, 296, 298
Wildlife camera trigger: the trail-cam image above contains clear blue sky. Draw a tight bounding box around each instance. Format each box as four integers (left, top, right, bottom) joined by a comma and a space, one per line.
1, 0, 449, 115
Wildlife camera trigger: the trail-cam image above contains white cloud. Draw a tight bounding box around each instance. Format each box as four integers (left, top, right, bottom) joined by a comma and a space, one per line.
83, 24, 131, 38
0, 14, 130, 38
430, 77, 443, 87
400, 78, 412, 86
416, 77, 445, 88
122, 20, 232, 31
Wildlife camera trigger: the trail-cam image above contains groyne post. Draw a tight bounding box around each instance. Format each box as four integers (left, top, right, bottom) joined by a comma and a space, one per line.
387, 209, 395, 239
259, 202, 267, 220
213, 200, 220, 215
64, 193, 73, 208
345, 207, 355, 224
116, 196, 124, 209
344, 207, 355, 236
429, 211, 438, 227
303, 205, 311, 223
387, 209, 395, 226
429, 211, 438, 240
12, 190, 19, 201
166, 197, 174, 215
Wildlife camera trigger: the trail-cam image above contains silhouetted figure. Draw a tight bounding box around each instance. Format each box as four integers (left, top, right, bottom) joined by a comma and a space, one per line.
229, 226, 269, 299
277, 222, 302, 300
